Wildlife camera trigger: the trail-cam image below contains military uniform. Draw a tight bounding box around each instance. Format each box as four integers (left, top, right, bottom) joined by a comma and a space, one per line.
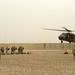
18, 46, 24, 54
11, 46, 17, 54
72, 46, 75, 60
6, 46, 10, 54
0, 47, 5, 55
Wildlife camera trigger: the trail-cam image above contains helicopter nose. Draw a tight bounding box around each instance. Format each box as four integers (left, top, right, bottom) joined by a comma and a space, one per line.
58, 36, 64, 40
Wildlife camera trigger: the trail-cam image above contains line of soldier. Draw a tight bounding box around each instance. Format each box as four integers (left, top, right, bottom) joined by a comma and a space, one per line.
0, 46, 24, 55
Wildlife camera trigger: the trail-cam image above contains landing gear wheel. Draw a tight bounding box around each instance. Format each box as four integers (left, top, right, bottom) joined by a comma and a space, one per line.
69, 41, 71, 43
61, 40, 63, 43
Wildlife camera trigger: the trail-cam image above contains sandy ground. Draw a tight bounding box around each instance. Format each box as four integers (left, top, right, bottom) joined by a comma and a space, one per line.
0, 50, 75, 75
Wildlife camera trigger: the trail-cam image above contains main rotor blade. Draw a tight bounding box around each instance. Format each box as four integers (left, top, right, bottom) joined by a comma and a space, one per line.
61, 27, 68, 30
61, 27, 75, 32
43, 28, 65, 32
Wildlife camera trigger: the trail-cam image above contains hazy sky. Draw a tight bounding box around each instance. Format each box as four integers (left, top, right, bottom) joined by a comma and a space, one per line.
0, 0, 75, 43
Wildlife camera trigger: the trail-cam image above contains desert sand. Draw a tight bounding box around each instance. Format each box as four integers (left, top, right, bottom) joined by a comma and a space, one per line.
0, 50, 75, 75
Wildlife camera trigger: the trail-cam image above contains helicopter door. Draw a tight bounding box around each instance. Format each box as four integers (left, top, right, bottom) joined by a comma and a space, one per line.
66, 33, 75, 43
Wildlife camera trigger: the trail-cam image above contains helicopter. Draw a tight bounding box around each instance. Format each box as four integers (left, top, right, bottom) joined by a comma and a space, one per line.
43, 27, 75, 43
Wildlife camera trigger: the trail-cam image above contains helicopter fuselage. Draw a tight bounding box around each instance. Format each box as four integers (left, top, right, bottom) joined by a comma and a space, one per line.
58, 33, 75, 43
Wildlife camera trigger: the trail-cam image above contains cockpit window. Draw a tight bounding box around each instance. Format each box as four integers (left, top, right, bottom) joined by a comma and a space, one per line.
60, 33, 66, 37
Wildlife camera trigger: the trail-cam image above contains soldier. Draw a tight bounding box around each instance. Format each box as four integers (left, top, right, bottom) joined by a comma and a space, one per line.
0, 47, 5, 55
11, 46, 17, 54
72, 45, 75, 60
18, 46, 24, 54
6, 46, 10, 54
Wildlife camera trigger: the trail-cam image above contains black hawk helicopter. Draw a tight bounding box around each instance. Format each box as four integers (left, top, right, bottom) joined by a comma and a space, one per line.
43, 27, 75, 43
